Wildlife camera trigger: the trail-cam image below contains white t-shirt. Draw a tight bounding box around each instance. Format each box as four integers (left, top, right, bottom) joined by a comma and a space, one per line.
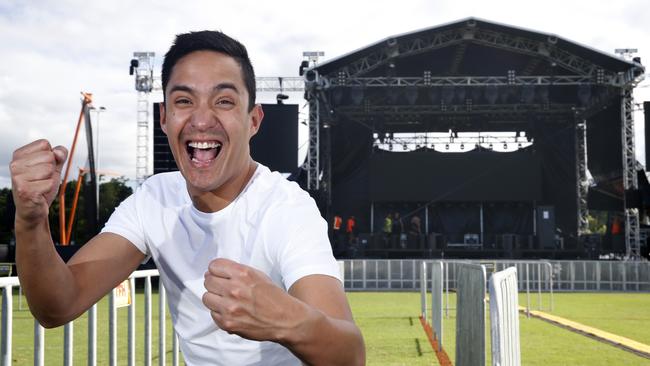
102, 164, 341, 365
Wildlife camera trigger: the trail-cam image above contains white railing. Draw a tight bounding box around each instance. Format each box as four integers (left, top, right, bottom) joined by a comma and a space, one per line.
0, 269, 179, 366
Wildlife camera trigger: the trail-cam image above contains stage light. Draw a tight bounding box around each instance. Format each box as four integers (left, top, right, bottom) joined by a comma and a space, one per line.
460, 143, 465, 150
389, 143, 393, 151
445, 144, 449, 150
503, 142, 508, 149
276, 93, 289, 104
402, 144, 408, 151
489, 143, 493, 149
518, 143, 523, 148
129, 59, 139, 75
298, 60, 309, 76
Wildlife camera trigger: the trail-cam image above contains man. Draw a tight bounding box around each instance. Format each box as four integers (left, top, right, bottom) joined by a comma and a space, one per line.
10, 31, 365, 365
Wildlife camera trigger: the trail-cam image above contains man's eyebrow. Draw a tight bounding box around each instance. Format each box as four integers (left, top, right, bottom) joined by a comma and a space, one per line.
167, 83, 240, 94
213, 82, 240, 94
168, 84, 193, 94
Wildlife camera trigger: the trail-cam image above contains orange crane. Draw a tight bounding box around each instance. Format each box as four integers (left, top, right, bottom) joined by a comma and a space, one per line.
58, 92, 93, 245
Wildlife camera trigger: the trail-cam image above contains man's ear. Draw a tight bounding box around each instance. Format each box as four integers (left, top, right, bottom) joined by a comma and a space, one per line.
248, 104, 264, 138
159, 102, 168, 134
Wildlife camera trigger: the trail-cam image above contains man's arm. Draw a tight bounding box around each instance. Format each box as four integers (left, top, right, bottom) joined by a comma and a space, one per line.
202, 258, 365, 366
11, 139, 145, 328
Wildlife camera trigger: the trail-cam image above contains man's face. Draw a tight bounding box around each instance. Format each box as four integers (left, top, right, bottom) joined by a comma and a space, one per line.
160, 50, 263, 195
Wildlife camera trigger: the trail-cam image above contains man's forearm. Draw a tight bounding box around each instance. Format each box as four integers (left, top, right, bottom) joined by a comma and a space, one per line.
15, 218, 78, 327
282, 305, 365, 366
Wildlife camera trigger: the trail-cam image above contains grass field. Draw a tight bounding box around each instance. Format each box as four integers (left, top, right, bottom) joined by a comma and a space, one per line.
4, 290, 650, 365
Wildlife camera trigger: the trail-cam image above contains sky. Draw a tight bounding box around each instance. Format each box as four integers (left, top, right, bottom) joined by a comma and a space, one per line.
1, 0, 649, 188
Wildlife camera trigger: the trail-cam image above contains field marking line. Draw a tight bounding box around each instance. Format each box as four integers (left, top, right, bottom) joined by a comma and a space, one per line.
419, 315, 453, 366
519, 306, 650, 359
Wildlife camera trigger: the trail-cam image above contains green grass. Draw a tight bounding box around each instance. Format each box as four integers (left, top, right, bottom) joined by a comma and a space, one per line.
348, 292, 436, 365
4, 290, 650, 365
351, 291, 650, 366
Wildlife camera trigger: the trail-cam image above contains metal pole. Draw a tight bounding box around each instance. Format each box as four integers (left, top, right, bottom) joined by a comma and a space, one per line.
1, 287, 12, 366
145, 276, 152, 366
109, 290, 116, 366
63, 322, 73, 366
88, 304, 97, 366
159, 283, 166, 366
420, 261, 427, 319
444, 261, 449, 318
370, 202, 374, 233
128, 278, 136, 366
526, 262, 530, 318
537, 263, 542, 311
34, 320, 44, 366
480, 202, 485, 247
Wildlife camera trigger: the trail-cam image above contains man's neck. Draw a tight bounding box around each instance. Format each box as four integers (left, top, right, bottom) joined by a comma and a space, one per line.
190, 161, 257, 213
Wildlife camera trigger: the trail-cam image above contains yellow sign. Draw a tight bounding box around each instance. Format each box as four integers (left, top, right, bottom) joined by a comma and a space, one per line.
114, 279, 132, 308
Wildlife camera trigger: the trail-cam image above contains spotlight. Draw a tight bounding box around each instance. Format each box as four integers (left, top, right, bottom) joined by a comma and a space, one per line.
276, 93, 289, 104
389, 143, 393, 151
129, 59, 139, 75
445, 144, 450, 150
402, 144, 408, 151
503, 142, 508, 149
460, 143, 465, 150
489, 143, 493, 149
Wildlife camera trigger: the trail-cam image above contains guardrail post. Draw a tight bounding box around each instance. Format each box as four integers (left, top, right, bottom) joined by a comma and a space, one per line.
109, 289, 116, 366
128, 277, 136, 366
88, 304, 97, 366
63, 322, 73, 366
145, 276, 152, 366
159, 282, 166, 366
34, 320, 44, 366
1, 286, 12, 366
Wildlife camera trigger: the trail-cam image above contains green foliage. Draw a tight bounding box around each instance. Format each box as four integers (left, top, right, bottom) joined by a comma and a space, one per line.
0, 178, 132, 246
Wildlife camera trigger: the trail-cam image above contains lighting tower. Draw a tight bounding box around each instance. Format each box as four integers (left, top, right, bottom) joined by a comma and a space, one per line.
129, 52, 158, 185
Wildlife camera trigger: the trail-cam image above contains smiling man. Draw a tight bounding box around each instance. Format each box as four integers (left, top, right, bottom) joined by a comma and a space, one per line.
10, 31, 365, 365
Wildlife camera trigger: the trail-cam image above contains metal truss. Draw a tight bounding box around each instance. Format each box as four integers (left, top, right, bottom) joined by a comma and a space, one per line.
574, 117, 589, 235
255, 77, 304, 92
331, 23, 632, 85
336, 103, 575, 118
306, 93, 320, 190
621, 87, 640, 259
327, 75, 605, 87
136, 92, 150, 185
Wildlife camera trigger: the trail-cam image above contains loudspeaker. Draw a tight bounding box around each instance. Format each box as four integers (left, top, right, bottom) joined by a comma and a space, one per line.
152, 103, 177, 174
536, 206, 556, 249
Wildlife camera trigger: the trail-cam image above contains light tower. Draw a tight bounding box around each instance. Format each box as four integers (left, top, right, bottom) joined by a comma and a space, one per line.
129, 52, 158, 184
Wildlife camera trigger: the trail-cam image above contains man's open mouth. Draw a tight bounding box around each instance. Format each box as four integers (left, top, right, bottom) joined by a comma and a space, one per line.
186, 141, 223, 165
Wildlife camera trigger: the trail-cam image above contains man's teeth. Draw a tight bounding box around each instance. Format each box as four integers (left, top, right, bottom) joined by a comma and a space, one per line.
188, 141, 221, 149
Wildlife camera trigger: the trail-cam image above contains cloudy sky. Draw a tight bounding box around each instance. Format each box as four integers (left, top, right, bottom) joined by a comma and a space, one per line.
1, 0, 649, 188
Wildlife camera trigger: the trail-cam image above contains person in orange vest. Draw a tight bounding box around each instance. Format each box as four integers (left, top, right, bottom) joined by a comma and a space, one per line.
332, 214, 343, 252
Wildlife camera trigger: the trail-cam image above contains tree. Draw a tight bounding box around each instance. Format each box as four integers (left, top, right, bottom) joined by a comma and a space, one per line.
2, 177, 133, 246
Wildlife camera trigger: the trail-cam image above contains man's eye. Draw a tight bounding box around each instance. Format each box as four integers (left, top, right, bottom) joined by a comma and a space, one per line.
175, 98, 191, 105
217, 99, 234, 106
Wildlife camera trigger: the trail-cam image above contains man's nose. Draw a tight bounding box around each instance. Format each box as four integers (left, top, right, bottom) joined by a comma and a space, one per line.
190, 103, 218, 130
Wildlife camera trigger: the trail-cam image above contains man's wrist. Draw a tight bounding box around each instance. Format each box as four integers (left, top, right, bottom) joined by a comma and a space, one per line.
14, 215, 49, 234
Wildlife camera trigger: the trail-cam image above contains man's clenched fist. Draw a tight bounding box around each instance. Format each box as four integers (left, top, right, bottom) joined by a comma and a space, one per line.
10, 139, 68, 225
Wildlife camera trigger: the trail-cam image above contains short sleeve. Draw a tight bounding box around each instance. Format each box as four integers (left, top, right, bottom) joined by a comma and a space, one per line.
274, 202, 341, 290
101, 191, 150, 258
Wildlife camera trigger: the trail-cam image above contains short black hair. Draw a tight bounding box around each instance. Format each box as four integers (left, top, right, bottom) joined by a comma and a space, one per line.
161, 30, 256, 111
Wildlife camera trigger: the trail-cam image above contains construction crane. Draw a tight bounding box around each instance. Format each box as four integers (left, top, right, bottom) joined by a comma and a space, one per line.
58, 92, 98, 245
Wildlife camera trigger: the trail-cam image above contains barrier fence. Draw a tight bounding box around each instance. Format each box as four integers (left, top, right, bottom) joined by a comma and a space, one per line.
0, 269, 178, 366
344, 259, 650, 292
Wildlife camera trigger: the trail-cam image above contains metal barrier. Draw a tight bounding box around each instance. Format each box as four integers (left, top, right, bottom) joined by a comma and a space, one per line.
344, 259, 649, 292
489, 267, 521, 366
0, 269, 179, 366
430, 261, 443, 351
455, 263, 486, 366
